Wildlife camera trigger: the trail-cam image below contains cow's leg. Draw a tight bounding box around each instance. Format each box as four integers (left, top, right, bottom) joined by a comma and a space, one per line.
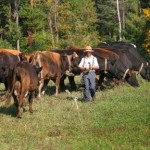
38, 79, 44, 99
17, 96, 23, 118
97, 73, 106, 90
28, 92, 34, 113
17, 90, 26, 118
12, 92, 18, 108
41, 79, 49, 95
60, 75, 67, 91
55, 76, 61, 96
68, 76, 77, 91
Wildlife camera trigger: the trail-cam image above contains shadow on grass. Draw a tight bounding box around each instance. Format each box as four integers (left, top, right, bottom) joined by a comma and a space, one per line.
43, 85, 59, 96
0, 104, 17, 117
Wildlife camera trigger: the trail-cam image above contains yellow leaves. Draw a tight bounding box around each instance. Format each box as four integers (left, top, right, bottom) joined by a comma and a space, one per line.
143, 29, 150, 55
143, 8, 150, 19
143, 9, 150, 55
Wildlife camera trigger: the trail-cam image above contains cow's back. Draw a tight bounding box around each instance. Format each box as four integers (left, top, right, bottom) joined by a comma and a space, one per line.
32, 51, 62, 78
15, 61, 39, 91
0, 49, 21, 56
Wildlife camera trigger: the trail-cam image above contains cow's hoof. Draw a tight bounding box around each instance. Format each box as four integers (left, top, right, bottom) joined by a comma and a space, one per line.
17, 115, 22, 119
29, 110, 33, 113
23, 107, 27, 112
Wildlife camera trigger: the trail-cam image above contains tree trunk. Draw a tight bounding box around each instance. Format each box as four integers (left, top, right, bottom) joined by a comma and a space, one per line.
14, 0, 20, 50
54, 0, 59, 45
116, 0, 122, 41
30, 0, 34, 9
47, 10, 55, 48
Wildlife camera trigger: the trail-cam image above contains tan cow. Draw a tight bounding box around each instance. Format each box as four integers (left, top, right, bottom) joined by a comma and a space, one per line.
30, 51, 70, 97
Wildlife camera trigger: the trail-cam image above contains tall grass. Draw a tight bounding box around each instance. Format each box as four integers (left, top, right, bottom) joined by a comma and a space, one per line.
0, 77, 150, 150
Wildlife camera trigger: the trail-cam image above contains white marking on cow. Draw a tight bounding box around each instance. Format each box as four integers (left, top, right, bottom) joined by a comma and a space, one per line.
130, 43, 137, 48
101, 41, 107, 44
72, 52, 78, 58
146, 62, 149, 66
14, 90, 19, 96
65, 89, 71, 95
41, 90, 45, 95
104, 58, 108, 73
137, 63, 144, 75
122, 68, 129, 80
25, 91, 29, 97
67, 55, 72, 72
17, 55, 20, 61
36, 53, 44, 79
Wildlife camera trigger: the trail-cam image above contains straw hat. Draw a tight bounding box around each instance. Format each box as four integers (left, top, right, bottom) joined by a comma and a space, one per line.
84, 46, 94, 52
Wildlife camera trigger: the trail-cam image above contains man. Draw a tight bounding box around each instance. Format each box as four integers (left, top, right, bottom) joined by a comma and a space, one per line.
79, 46, 99, 102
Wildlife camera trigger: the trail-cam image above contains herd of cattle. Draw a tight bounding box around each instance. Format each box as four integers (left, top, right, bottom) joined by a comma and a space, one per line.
0, 41, 149, 118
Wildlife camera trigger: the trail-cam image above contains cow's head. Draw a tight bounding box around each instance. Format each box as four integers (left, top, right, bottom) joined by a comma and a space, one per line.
60, 54, 70, 72
110, 63, 139, 87
140, 64, 150, 82
70, 52, 81, 74
125, 70, 139, 87
19, 53, 28, 61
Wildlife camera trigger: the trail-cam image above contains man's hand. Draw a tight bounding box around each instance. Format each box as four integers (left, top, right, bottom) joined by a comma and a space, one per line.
85, 66, 90, 71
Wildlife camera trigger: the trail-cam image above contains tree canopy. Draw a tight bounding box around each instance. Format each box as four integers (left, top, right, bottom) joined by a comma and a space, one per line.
0, 0, 149, 57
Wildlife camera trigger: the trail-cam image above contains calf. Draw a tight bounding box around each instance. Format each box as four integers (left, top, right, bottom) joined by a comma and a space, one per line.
6, 61, 42, 118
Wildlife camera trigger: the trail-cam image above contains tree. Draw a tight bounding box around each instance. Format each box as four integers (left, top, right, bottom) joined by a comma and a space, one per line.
95, 0, 118, 41
116, 0, 122, 41
0, 0, 22, 49
143, 8, 150, 56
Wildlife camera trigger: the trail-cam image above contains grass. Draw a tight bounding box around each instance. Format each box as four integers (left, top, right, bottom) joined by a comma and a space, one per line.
0, 76, 150, 150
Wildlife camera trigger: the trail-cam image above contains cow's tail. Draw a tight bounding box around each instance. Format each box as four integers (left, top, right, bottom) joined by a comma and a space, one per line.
5, 65, 17, 106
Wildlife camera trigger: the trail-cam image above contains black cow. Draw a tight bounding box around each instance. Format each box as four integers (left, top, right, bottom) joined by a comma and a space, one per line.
98, 41, 150, 81
52, 47, 139, 90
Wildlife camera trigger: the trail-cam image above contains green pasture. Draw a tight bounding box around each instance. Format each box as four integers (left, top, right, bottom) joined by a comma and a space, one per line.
0, 76, 150, 150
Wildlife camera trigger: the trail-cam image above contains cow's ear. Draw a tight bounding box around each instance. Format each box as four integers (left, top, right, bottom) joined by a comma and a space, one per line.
72, 52, 78, 59
19, 53, 27, 61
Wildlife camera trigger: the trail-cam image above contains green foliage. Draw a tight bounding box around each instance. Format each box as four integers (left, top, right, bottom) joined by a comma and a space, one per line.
54, 0, 99, 48
19, 2, 47, 32
140, 0, 150, 8
124, 0, 146, 44
32, 30, 52, 51
0, 38, 12, 48
0, 0, 149, 58
95, 0, 118, 41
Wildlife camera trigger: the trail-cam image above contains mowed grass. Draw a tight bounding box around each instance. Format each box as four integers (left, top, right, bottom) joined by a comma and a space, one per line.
0, 76, 150, 150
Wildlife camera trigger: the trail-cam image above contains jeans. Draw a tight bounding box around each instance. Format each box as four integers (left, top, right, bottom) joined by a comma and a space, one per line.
82, 71, 96, 102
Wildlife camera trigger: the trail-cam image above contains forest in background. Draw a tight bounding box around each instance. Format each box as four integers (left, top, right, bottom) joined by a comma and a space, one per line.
0, 0, 150, 57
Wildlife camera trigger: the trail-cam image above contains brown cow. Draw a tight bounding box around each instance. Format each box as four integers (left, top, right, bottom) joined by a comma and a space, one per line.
0, 49, 21, 55
6, 61, 42, 118
30, 51, 70, 98
0, 51, 20, 99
